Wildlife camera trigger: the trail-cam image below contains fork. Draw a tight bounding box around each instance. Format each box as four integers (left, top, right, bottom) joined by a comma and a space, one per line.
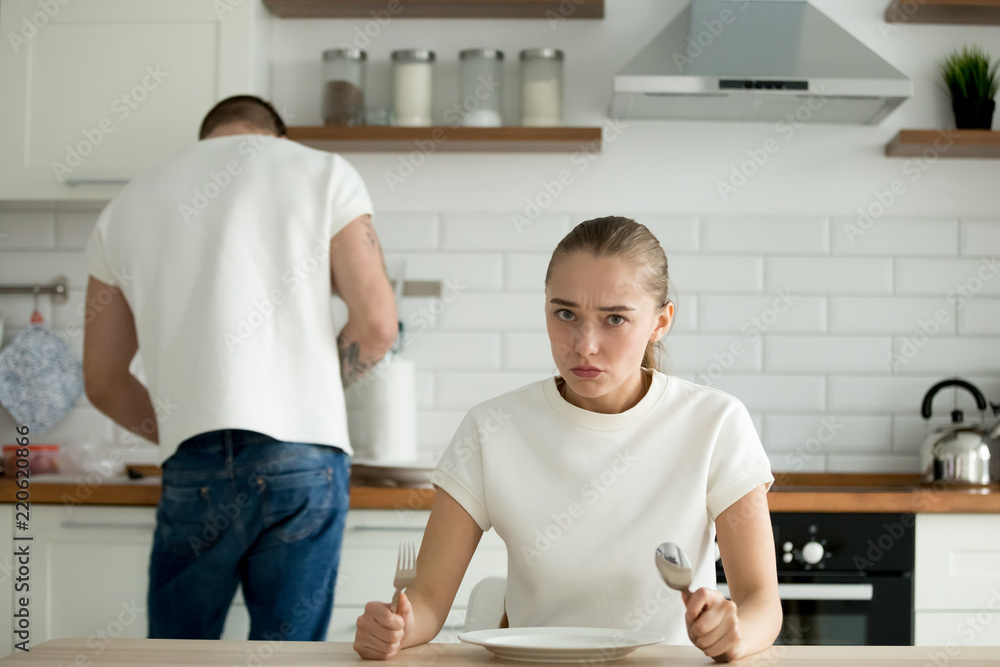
390, 541, 417, 613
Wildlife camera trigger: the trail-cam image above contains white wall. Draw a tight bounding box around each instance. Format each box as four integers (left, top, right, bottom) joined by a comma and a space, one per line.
1, 1, 999, 472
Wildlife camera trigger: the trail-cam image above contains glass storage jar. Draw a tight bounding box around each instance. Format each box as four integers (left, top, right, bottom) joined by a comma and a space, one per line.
392, 49, 435, 126
459, 48, 504, 127
519, 48, 563, 126
322, 48, 366, 126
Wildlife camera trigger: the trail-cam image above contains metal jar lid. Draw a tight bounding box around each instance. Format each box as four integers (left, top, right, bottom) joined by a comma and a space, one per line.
460, 48, 504, 60
391, 49, 436, 63
322, 48, 367, 61
519, 48, 564, 61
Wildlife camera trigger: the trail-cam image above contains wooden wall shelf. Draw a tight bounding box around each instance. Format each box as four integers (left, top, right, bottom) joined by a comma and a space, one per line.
885, 129, 1000, 158
263, 0, 604, 19
287, 125, 603, 152
885, 0, 1000, 25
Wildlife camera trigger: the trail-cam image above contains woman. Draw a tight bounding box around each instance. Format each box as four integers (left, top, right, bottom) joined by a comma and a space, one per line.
354, 216, 781, 661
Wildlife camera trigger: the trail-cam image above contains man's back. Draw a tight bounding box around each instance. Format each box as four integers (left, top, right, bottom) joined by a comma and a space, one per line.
86, 134, 373, 460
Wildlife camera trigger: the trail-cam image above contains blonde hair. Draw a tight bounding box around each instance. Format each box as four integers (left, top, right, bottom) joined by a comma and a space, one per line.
544, 216, 671, 371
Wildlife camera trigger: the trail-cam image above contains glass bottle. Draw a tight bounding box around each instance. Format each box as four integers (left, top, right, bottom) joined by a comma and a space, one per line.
322, 48, 366, 126
392, 49, 435, 126
459, 49, 504, 127
519, 48, 564, 127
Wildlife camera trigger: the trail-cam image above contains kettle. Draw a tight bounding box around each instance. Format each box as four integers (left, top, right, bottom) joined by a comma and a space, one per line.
919, 379, 999, 485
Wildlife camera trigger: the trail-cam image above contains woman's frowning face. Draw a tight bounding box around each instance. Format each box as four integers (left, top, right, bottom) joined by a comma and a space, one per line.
545, 251, 672, 413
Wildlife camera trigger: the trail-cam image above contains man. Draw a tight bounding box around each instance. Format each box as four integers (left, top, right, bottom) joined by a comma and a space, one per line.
82, 96, 397, 641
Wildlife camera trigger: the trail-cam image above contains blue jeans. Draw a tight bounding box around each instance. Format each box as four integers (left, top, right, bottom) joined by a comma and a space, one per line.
148, 429, 350, 641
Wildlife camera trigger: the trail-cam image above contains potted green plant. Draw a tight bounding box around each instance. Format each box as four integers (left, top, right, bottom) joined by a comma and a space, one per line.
939, 45, 999, 130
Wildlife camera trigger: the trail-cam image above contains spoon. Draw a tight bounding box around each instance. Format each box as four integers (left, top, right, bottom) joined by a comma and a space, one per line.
655, 541, 692, 593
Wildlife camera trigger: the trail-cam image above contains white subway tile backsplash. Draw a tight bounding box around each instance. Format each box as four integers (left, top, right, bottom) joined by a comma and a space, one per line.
767, 257, 893, 294
960, 219, 1000, 256
505, 254, 549, 291
765, 335, 892, 373
827, 375, 997, 413
570, 214, 700, 253
668, 296, 697, 333
896, 258, 1000, 295
892, 415, 944, 454
442, 212, 569, 251
416, 372, 435, 409
666, 334, 762, 373
372, 212, 439, 250
891, 336, 1000, 374
1, 206, 995, 475
640, 216, 700, 253
699, 294, 826, 333
0, 252, 88, 288
385, 253, 503, 291
438, 293, 545, 331
54, 212, 99, 250
957, 299, 1000, 334
768, 450, 827, 473
830, 297, 955, 334
764, 414, 891, 452
399, 333, 501, 370
503, 333, 555, 371
706, 375, 825, 412
702, 216, 828, 254
670, 256, 764, 293
436, 372, 553, 409
0, 212, 55, 249
826, 455, 921, 473
831, 218, 958, 256
0, 295, 53, 327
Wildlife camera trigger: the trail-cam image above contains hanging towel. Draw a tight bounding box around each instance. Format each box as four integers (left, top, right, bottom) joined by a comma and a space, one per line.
0, 324, 84, 435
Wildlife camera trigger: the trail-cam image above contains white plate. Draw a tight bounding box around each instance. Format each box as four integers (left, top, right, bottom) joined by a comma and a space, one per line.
458, 627, 663, 663
350, 458, 437, 486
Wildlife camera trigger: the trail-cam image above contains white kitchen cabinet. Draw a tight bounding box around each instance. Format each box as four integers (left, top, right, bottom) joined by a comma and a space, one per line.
914, 514, 1000, 646
0, 0, 269, 200
25, 505, 157, 645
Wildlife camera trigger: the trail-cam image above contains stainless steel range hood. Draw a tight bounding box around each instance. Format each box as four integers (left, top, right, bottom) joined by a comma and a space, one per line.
611, 0, 912, 124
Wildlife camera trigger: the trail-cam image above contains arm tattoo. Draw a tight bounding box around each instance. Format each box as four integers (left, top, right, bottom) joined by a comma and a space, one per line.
338, 331, 375, 388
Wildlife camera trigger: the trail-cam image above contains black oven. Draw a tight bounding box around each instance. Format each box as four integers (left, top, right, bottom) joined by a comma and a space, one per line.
717, 513, 914, 646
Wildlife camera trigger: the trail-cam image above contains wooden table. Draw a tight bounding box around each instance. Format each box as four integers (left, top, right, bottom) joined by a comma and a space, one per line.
1, 639, 998, 665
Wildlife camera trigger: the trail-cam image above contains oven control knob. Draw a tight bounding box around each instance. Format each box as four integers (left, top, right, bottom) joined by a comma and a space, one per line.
802, 540, 825, 565
782, 552, 793, 564
714, 542, 721, 563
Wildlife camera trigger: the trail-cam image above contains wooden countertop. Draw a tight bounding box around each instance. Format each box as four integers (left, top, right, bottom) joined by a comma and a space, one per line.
1, 639, 998, 666
1, 473, 999, 513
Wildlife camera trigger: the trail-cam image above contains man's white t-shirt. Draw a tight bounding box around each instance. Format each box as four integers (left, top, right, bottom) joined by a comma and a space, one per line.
85, 134, 373, 461
432, 370, 773, 645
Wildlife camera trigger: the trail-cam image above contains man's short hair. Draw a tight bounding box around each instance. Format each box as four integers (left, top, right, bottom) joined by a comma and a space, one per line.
199, 95, 288, 139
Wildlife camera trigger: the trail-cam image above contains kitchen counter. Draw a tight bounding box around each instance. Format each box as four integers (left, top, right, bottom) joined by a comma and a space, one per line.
1, 639, 997, 666
1, 473, 999, 513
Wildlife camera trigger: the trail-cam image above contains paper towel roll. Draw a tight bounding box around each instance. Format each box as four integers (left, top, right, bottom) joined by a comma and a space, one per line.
348, 360, 418, 461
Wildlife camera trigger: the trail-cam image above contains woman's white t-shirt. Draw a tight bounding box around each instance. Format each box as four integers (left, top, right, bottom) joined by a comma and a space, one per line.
432, 370, 773, 645
85, 134, 373, 461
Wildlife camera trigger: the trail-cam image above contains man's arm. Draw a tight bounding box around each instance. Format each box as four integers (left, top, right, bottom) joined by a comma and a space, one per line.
82, 277, 159, 443
331, 214, 398, 387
